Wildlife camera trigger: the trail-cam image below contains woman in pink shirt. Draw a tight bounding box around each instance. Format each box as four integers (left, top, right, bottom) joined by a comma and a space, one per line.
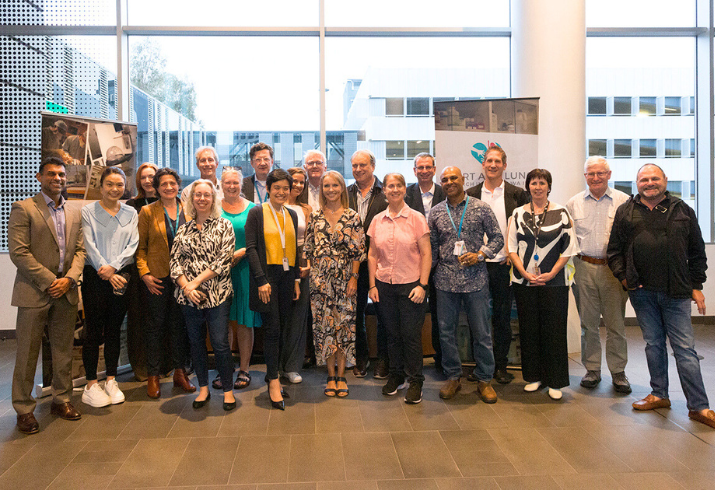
367, 173, 431, 404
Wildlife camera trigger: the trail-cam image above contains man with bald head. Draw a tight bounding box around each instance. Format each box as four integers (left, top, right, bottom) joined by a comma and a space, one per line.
608, 163, 714, 429
429, 166, 503, 402
303, 150, 326, 210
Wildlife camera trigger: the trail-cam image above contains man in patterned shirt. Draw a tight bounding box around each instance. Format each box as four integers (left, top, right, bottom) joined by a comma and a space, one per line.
429, 166, 503, 403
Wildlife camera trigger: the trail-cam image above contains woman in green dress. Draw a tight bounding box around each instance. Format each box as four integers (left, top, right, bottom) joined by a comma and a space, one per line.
214, 167, 261, 390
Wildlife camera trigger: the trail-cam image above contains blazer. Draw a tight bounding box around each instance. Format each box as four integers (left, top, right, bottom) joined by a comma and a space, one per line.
242, 175, 256, 203
8, 193, 86, 307
245, 204, 300, 313
466, 180, 529, 218
136, 199, 187, 279
347, 177, 388, 253
404, 182, 446, 216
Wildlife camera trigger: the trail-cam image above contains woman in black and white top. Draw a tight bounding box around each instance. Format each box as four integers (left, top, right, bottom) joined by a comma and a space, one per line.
506, 168, 578, 400
170, 179, 236, 410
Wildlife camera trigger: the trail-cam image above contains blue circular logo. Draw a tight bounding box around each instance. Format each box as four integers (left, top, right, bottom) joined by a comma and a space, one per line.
471, 142, 488, 163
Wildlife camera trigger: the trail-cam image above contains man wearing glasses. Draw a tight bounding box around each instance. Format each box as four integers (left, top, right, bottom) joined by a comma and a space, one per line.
242, 142, 274, 204
566, 156, 631, 393
405, 152, 445, 373
302, 150, 327, 211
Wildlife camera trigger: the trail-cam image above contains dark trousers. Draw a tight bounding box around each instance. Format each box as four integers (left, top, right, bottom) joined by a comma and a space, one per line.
487, 262, 513, 372
375, 280, 426, 384
428, 270, 441, 366
142, 276, 189, 377
513, 284, 570, 389
281, 275, 309, 373
182, 300, 233, 391
356, 261, 387, 362
261, 265, 295, 380
81, 265, 129, 380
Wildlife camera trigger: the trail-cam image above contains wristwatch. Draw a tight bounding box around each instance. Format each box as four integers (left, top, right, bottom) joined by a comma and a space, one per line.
351, 272, 359, 279
419, 283, 429, 291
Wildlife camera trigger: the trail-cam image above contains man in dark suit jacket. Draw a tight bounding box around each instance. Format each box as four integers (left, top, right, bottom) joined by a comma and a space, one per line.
9, 157, 86, 434
347, 149, 388, 378
466, 146, 529, 384
242, 142, 273, 204
404, 152, 446, 373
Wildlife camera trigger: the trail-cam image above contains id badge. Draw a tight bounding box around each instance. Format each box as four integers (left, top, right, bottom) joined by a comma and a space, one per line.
453, 240, 465, 256
282, 257, 290, 271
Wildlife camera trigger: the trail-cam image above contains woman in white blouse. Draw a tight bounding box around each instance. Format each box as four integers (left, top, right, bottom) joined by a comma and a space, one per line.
80, 167, 138, 408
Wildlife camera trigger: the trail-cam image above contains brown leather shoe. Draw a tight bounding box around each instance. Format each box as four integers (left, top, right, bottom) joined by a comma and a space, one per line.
16, 413, 39, 434
689, 409, 715, 429
173, 368, 196, 393
632, 394, 671, 411
439, 379, 462, 399
477, 381, 497, 404
50, 402, 81, 421
147, 375, 161, 398
352, 358, 369, 378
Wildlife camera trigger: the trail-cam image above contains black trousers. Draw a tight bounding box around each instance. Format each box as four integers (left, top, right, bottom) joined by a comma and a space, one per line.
261, 265, 295, 381
374, 280, 426, 384
81, 265, 129, 380
428, 270, 441, 366
513, 284, 570, 389
356, 261, 387, 363
142, 276, 189, 377
487, 262, 513, 372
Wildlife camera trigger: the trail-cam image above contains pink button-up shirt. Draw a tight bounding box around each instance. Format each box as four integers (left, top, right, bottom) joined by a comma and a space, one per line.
367, 204, 430, 284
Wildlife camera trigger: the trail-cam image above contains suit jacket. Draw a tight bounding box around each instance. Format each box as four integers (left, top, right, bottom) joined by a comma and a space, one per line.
347, 177, 388, 254
9, 193, 86, 307
404, 182, 446, 216
466, 180, 529, 218
245, 204, 300, 313
242, 175, 256, 203
136, 199, 187, 279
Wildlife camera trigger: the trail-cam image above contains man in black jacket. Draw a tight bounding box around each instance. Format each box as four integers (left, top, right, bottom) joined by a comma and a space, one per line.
405, 152, 445, 373
607, 163, 714, 429
466, 146, 528, 384
242, 142, 273, 204
347, 149, 388, 378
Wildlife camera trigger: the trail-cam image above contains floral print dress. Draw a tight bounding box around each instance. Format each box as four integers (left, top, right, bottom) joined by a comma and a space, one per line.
303, 208, 366, 366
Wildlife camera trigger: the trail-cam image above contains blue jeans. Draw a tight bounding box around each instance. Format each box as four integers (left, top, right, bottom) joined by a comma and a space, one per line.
182, 300, 233, 392
629, 289, 709, 411
436, 288, 494, 382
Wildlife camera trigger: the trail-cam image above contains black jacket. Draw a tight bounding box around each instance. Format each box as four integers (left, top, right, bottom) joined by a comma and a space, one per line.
245, 204, 300, 313
404, 182, 446, 216
607, 193, 707, 298
242, 175, 257, 203
347, 177, 387, 253
466, 180, 529, 218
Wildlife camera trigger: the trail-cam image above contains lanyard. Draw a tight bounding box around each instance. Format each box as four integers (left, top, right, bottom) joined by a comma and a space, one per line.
256, 181, 267, 204
164, 202, 182, 238
268, 203, 287, 257
446, 196, 469, 239
529, 200, 549, 241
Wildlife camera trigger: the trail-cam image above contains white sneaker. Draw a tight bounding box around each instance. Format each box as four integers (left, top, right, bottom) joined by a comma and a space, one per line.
524, 381, 542, 392
548, 388, 563, 400
82, 383, 112, 407
285, 372, 303, 384
104, 379, 125, 404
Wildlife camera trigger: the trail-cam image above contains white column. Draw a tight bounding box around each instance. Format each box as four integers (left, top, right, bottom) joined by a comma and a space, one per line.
512, 1, 586, 354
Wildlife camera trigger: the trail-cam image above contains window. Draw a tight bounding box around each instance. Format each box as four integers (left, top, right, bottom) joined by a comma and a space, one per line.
665, 139, 682, 158
690, 138, 696, 158
407, 140, 430, 158
589, 139, 607, 156
588, 97, 607, 115
664, 97, 681, 115
639, 97, 656, 116
586, 0, 695, 28
667, 181, 682, 198
386, 140, 404, 160
615, 181, 634, 195
614, 139, 632, 158
613, 97, 632, 115
690, 96, 695, 115
640, 139, 657, 158
385, 98, 404, 116
406, 98, 429, 116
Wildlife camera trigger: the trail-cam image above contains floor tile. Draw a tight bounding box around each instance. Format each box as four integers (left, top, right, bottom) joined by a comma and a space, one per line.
72, 439, 138, 463
390, 431, 460, 479
315, 399, 363, 433
403, 390, 460, 431
434, 477, 499, 490
267, 403, 316, 435
340, 432, 403, 481
47, 462, 122, 490
488, 428, 576, 476
667, 471, 715, 490
609, 472, 688, 490
550, 473, 625, 490
288, 433, 345, 482
108, 437, 190, 488
438, 430, 510, 477
229, 435, 290, 484
0, 440, 84, 490
169, 436, 239, 486
377, 479, 439, 490
492, 475, 562, 490
536, 427, 632, 473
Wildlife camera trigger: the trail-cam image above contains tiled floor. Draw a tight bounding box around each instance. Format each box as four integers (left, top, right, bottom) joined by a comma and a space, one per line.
1, 325, 714, 489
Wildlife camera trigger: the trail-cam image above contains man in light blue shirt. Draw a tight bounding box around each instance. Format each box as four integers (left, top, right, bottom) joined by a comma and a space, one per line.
566, 156, 631, 393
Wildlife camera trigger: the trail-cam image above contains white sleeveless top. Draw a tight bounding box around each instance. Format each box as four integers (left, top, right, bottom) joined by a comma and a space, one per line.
286, 204, 307, 247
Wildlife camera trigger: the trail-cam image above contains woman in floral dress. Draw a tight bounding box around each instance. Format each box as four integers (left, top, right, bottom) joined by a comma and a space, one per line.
304, 171, 365, 397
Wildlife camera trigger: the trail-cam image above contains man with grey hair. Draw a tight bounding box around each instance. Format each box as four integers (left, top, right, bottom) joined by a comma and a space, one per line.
566, 156, 630, 393
302, 149, 327, 211
181, 146, 222, 204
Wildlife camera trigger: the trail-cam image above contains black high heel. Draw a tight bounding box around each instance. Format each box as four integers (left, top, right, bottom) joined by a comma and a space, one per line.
192, 392, 210, 409
266, 377, 285, 410
223, 395, 237, 411
264, 375, 290, 398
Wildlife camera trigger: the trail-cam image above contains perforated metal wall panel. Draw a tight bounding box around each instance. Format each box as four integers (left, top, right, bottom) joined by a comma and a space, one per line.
0, 0, 116, 26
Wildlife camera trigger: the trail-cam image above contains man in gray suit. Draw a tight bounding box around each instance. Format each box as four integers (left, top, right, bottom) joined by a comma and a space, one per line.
467, 146, 529, 384
9, 156, 86, 434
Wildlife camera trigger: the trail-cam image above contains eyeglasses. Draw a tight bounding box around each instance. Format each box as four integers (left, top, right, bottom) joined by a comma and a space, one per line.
585, 171, 609, 178
304, 161, 324, 167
